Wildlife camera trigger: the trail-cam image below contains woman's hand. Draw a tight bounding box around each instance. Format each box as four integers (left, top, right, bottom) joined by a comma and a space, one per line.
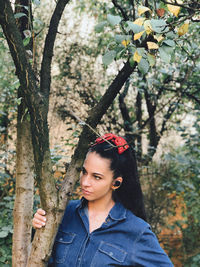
32, 208, 46, 229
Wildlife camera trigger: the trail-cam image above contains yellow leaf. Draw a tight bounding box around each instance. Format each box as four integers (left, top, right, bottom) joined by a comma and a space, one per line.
167, 0, 182, 17
134, 31, 145, 41
121, 40, 130, 47
154, 35, 164, 42
144, 20, 153, 35
147, 42, 159, 49
138, 5, 151, 16
133, 51, 142, 63
178, 22, 189, 36
133, 18, 145, 26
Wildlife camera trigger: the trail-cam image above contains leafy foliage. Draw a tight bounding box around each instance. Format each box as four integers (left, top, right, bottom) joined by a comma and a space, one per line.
94, 0, 199, 74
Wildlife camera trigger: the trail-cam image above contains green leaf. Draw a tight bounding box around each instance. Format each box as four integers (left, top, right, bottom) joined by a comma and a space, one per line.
0, 231, 8, 238
14, 12, 27, 19
102, 50, 116, 65
94, 21, 107, 33
147, 53, 156, 66
163, 39, 175, 47
138, 58, 149, 74
150, 19, 167, 33
115, 34, 131, 43
166, 31, 177, 39
159, 45, 174, 63
16, 97, 22, 105
129, 57, 135, 67
137, 47, 145, 56
107, 14, 121, 26
23, 37, 30, 47
126, 21, 144, 33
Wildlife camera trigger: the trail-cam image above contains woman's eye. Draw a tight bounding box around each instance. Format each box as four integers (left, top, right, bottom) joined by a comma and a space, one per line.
94, 176, 101, 180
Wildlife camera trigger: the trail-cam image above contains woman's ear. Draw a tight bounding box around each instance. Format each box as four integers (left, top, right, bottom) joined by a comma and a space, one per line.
112, 177, 123, 189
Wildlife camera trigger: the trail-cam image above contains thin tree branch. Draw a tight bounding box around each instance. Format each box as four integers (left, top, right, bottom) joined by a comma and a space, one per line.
59, 60, 137, 204
40, 0, 71, 97
112, 0, 129, 21
161, 0, 200, 12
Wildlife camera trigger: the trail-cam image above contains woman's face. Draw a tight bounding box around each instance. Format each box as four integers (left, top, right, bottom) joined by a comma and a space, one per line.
80, 152, 114, 203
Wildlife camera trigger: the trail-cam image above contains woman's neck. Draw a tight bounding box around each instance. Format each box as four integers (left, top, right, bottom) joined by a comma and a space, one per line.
88, 196, 115, 214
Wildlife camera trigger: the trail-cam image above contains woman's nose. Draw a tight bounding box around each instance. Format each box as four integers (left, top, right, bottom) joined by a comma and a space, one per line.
81, 175, 91, 187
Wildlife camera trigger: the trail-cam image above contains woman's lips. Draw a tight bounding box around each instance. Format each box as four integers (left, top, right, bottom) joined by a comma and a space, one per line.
82, 189, 92, 195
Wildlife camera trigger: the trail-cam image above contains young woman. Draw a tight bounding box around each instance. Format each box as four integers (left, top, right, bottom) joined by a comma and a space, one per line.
33, 133, 173, 266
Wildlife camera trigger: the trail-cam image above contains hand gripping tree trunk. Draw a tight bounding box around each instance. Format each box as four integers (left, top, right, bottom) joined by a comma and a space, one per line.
0, 1, 136, 265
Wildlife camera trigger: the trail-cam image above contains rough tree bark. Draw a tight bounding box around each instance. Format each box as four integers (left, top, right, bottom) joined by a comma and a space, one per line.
0, 0, 136, 265
12, 1, 35, 266
13, 102, 35, 266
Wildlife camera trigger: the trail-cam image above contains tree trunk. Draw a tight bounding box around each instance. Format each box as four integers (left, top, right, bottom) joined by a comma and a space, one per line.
12, 2, 35, 266
12, 99, 34, 266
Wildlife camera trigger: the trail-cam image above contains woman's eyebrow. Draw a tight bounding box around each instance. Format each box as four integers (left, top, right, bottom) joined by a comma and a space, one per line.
82, 166, 104, 177
93, 172, 104, 177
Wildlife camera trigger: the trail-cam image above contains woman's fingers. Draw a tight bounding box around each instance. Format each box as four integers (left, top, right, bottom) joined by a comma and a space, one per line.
37, 208, 46, 216
32, 208, 47, 229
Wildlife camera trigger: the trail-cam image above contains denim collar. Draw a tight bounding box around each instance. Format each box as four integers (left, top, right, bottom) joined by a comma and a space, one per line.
76, 197, 127, 221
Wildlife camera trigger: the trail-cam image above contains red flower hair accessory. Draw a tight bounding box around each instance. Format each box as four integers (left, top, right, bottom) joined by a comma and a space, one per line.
92, 133, 129, 154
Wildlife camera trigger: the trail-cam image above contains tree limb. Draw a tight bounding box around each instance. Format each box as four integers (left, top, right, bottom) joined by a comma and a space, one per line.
59, 60, 137, 205
112, 0, 129, 21
40, 0, 71, 97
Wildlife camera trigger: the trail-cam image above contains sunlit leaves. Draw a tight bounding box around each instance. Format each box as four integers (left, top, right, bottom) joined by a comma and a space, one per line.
134, 50, 142, 63
121, 40, 130, 47
144, 20, 153, 35
167, 1, 182, 17
178, 22, 189, 36
134, 31, 145, 41
154, 35, 164, 42
99, 1, 196, 69
147, 42, 159, 50
138, 6, 151, 16
133, 18, 146, 26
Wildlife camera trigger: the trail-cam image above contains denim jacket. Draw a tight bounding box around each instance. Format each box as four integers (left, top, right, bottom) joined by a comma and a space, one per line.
48, 198, 173, 266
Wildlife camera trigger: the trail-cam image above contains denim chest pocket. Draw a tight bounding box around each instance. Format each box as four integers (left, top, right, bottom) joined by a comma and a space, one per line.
53, 231, 76, 264
91, 241, 127, 267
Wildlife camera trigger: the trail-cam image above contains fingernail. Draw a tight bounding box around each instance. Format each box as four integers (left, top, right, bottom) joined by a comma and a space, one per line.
42, 222, 46, 226
44, 218, 46, 222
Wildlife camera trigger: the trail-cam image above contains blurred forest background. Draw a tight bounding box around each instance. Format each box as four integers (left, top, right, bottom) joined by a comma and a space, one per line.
0, 0, 200, 266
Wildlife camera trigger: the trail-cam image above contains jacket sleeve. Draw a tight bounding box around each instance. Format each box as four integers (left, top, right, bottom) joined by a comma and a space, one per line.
132, 225, 174, 267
